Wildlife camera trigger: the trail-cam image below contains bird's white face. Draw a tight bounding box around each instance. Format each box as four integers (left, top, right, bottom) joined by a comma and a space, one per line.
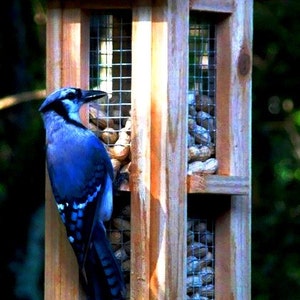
62, 98, 81, 112
58, 88, 83, 121
61, 99, 83, 122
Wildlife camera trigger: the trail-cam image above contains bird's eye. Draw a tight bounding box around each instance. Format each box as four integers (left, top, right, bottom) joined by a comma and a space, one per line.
75, 89, 82, 98
66, 92, 76, 100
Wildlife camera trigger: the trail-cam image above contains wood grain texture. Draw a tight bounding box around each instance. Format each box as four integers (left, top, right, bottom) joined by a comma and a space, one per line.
214, 1, 253, 299
216, 16, 232, 176
61, 9, 89, 89
190, 0, 234, 13
45, 7, 89, 300
47, 0, 132, 9
228, 0, 253, 299
130, 3, 152, 299
150, 1, 188, 299
215, 204, 231, 300
46, 8, 62, 93
187, 174, 249, 194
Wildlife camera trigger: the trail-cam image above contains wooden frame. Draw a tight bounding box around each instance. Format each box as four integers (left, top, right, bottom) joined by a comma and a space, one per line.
45, 0, 252, 299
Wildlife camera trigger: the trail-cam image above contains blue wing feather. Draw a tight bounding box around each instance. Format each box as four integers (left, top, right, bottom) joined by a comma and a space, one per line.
47, 127, 113, 265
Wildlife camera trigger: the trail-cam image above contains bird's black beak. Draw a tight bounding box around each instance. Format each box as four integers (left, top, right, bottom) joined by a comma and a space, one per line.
82, 89, 107, 103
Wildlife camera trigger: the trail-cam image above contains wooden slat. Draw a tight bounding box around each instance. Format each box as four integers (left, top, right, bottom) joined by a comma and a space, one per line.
122, 174, 249, 195
45, 174, 64, 299
44, 7, 69, 300
187, 175, 249, 194
212, 14, 234, 299
228, 0, 253, 298
216, 18, 232, 175
130, 2, 152, 299
79, 0, 132, 9
45, 7, 90, 300
46, 8, 62, 93
211, 0, 253, 299
190, 0, 234, 13
61, 9, 89, 89
215, 203, 231, 300
47, 0, 132, 9
150, 1, 188, 299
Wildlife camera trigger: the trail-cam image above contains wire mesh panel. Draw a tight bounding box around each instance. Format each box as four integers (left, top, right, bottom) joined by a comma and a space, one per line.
187, 194, 217, 300
187, 14, 217, 300
89, 11, 132, 187
187, 218, 215, 300
89, 11, 132, 299
90, 11, 132, 106
106, 195, 131, 299
188, 13, 218, 175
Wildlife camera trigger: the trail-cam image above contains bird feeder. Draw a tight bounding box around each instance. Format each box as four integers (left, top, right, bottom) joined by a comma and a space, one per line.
45, 0, 252, 299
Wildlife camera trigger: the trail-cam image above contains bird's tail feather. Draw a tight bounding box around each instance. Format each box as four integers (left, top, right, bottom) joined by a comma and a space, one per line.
85, 221, 126, 300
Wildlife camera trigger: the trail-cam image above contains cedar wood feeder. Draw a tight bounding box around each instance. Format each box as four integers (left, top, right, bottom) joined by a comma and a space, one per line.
44, 0, 252, 299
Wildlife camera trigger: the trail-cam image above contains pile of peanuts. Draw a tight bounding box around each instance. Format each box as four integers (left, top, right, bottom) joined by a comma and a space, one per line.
187, 93, 218, 175
186, 218, 215, 299
89, 92, 218, 184
105, 203, 215, 300
106, 204, 131, 299
89, 103, 131, 188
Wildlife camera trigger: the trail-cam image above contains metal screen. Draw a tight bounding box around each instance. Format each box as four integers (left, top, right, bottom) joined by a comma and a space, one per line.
188, 14, 218, 175
89, 11, 132, 145
89, 12, 132, 299
89, 11, 132, 188
106, 201, 131, 299
187, 217, 215, 299
187, 14, 216, 300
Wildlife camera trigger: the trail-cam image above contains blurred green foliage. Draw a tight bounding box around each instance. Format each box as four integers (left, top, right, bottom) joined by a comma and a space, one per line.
0, 1, 46, 299
1, 0, 300, 299
252, 1, 300, 299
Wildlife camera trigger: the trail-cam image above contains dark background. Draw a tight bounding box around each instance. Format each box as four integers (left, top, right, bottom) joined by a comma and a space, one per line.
0, 1, 299, 299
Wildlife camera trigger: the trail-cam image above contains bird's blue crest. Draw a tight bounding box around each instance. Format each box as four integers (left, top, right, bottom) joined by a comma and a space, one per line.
38, 87, 78, 111
39, 87, 107, 113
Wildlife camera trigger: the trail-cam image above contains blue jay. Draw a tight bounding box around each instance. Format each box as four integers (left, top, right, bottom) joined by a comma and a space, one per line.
39, 87, 126, 300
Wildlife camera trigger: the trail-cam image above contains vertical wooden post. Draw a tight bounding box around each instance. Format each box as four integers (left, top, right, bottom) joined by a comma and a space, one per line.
131, 1, 189, 299
229, 1, 253, 299
150, 1, 188, 299
45, 4, 89, 300
214, 14, 233, 300
214, 1, 253, 299
61, 7, 90, 123
131, 2, 152, 299
45, 6, 63, 300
